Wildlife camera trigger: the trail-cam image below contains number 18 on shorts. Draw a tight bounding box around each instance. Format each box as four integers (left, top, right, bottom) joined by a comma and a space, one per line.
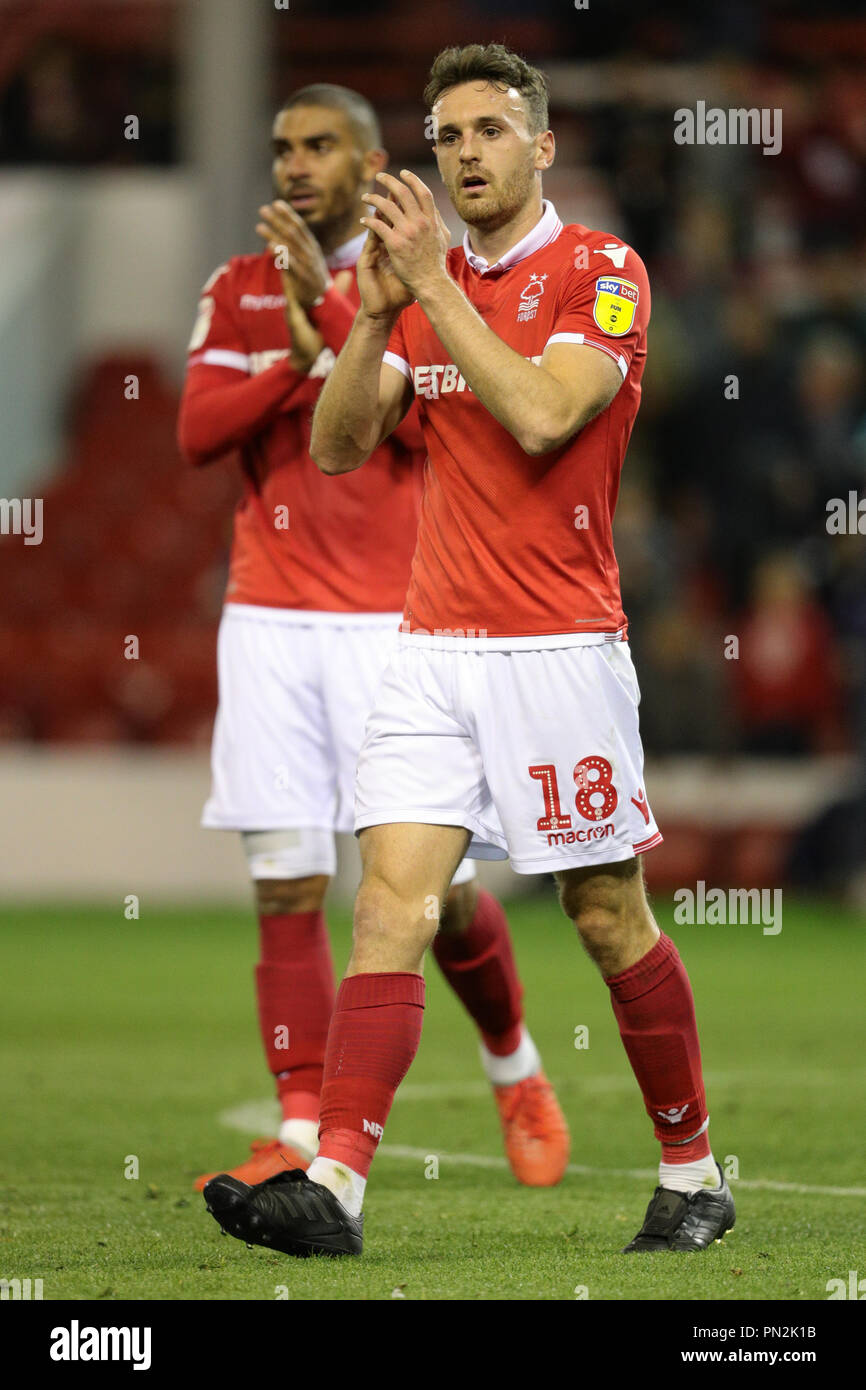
354, 639, 662, 875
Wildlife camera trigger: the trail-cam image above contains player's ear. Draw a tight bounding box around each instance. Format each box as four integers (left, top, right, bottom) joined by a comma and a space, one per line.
362, 147, 389, 184
535, 129, 555, 172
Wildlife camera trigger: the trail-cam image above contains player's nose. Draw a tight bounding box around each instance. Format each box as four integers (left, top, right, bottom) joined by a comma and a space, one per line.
281, 150, 312, 181
457, 131, 483, 161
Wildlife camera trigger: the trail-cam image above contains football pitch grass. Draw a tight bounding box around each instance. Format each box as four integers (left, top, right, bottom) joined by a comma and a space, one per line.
2, 891, 864, 1302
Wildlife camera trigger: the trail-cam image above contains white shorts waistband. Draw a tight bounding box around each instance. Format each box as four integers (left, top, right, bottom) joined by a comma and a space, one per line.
396, 624, 626, 652
223, 603, 403, 629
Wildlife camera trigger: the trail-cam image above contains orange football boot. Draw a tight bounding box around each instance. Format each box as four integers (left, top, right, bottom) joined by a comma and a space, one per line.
193, 1137, 312, 1193
492, 1071, 570, 1187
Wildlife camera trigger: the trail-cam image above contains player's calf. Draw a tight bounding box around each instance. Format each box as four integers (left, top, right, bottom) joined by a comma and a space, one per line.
558, 855, 726, 1236
293, 825, 468, 1223
438, 877, 480, 934
434, 885, 570, 1186
253, 864, 334, 1158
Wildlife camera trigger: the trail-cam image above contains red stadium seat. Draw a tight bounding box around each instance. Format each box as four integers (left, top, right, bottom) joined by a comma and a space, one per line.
0, 351, 235, 744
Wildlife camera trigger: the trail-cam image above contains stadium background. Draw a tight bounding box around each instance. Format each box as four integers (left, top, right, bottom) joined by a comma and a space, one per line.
1, 0, 865, 1308
1, 0, 864, 906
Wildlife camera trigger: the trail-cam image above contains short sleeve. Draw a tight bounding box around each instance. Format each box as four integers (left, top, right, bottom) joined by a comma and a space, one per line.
186, 263, 250, 374
382, 312, 412, 382
545, 243, 650, 380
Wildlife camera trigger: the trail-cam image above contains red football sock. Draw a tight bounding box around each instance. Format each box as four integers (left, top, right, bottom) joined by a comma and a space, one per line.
432, 890, 524, 1056
255, 909, 335, 1124
317, 972, 425, 1177
606, 932, 710, 1163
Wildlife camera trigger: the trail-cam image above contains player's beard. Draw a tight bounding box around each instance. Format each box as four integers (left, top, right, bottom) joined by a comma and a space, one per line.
274, 178, 359, 248
450, 158, 537, 234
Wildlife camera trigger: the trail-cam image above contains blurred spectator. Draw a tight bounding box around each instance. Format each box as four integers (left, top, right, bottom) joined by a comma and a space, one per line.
731, 554, 846, 754
778, 67, 866, 250
634, 603, 734, 755
826, 534, 866, 759
0, 37, 176, 165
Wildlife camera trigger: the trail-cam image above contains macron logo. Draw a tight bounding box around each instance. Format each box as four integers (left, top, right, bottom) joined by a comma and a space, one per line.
239, 293, 286, 310
593, 243, 628, 269
657, 1105, 689, 1125
362, 1119, 384, 1141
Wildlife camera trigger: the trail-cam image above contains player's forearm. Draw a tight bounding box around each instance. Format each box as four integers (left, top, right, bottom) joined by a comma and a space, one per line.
311, 312, 398, 474
307, 284, 356, 358
416, 273, 578, 456
178, 360, 305, 465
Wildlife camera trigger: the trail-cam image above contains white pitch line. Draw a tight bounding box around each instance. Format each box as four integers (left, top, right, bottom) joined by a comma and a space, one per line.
398, 1069, 865, 1099
222, 1066, 864, 1114
217, 1103, 866, 1199
375, 1145, 866, 1199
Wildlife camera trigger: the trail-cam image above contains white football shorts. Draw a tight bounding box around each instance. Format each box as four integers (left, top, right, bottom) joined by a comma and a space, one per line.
202, 603, 477, 884
354, 636, 662, 875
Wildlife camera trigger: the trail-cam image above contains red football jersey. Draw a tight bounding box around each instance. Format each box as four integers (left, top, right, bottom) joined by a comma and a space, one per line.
181, 243, 424, 613
383, 202, 650, 643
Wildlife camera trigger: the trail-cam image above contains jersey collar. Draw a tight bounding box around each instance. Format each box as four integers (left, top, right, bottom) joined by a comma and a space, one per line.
326, 230, 367, 271
462, 199, 562, 277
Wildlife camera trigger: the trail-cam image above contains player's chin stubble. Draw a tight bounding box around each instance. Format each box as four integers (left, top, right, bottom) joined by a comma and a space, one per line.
449, 164, 536, 231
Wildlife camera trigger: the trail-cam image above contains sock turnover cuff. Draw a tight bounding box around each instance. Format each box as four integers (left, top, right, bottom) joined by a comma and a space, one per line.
337, 971, 425, 1010
605, 931, 679, 1002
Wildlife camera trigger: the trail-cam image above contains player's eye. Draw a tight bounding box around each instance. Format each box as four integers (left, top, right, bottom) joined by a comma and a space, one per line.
483, 127, 501, 138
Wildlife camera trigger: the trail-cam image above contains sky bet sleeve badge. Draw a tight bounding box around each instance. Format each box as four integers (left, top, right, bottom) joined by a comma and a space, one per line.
592, 276, 639, 336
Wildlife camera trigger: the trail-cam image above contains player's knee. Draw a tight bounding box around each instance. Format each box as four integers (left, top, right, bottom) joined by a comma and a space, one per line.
557, 858, 640, 940
557, 855, 639, 917
573, 912, 632, 972
353, 871, 438, 953
439, 878, 480, 935
557, 858, 657, 973
243, 830, 334, 910
254, 875, 329, 916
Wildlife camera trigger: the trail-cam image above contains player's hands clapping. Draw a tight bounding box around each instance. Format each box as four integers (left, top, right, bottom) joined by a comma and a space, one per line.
256, 202, 349, 373
256, 200, 331, 308
360, 171, 450, 304
355, 210, 417, 322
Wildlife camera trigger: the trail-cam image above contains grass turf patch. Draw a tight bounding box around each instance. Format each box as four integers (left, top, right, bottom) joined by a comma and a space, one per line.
1, 893, 863, 1300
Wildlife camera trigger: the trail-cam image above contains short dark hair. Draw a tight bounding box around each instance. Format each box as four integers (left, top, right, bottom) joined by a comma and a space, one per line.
424, 43, 549, 137
278, 83, 382, 151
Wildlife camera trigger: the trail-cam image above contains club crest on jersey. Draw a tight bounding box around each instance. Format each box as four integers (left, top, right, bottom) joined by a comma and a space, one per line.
517, 272, 547, 322
592, 277, 638, 337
